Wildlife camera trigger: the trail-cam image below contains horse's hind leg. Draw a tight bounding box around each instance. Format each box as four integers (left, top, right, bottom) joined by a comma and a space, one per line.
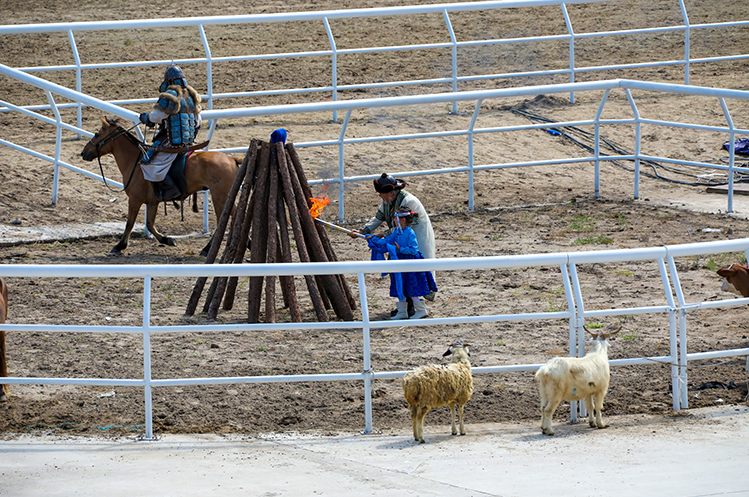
145, 202, 175, 247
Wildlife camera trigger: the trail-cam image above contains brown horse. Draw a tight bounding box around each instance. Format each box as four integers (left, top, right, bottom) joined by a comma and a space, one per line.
80, 117, 241, 255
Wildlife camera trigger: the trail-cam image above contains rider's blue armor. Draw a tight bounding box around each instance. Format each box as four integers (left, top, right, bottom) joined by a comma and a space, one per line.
156, 87, 199, 147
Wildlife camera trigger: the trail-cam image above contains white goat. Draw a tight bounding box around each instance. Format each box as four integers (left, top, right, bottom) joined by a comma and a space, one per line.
535, 327, 619, 436
402, 340, 473, 443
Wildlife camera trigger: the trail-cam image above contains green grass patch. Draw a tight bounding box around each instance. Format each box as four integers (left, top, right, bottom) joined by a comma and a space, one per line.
572, 235, 614, 246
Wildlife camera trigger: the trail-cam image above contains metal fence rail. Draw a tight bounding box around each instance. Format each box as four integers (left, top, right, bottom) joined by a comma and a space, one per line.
2, 61, 749, 225
1, 0, 747, 122
2, 238, 749, 439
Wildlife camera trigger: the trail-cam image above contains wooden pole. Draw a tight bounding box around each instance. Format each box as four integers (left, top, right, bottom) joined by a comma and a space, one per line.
287, 142, 357, 310
205, 140, 259, 320
275, 179, 301, 322
222, 182, 256, 311
277, 142, 328, 322
185, 142, 251, 316
247, 141, 272, 323
284, 147, 353, 321
264, 146, 280, 323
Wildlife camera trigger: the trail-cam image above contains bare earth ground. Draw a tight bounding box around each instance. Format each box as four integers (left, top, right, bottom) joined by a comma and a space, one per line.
0, 0, 749, 439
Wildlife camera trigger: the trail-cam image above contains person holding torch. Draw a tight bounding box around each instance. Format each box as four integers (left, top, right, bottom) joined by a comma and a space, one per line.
348, 173, 437, 317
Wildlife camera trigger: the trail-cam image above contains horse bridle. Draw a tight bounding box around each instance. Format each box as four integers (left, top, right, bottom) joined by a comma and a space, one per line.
89, 123, 143, 192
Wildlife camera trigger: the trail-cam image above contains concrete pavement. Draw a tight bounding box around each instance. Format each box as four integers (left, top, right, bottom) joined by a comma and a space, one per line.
2, 405, 748, 497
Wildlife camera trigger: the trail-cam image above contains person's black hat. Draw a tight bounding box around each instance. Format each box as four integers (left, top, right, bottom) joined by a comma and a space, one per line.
373, 173, 406, 193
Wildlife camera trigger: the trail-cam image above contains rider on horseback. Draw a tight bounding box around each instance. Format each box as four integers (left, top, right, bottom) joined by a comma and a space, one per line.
139, 65, 202, 202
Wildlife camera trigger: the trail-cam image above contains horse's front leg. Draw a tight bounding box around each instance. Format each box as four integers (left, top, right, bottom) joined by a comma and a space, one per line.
145, 202, 176, 247
111, 199, 142, 254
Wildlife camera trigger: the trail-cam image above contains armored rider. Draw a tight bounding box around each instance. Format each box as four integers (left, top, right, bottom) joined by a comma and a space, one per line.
138, 65, 202, 202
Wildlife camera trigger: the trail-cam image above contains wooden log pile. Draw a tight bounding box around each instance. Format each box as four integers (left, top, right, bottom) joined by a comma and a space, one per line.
185, 137, 356, 323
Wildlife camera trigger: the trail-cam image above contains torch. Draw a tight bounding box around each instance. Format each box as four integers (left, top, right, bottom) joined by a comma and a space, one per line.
309, 194, 367, 239
314, 217, 367, 238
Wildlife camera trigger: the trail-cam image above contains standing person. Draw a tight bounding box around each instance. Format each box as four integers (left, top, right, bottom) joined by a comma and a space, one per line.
348, 173, 437, 315
366, 208, 437, 319
138, 65, 202, 202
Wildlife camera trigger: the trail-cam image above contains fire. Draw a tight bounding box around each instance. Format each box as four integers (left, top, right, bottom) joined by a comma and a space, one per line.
309, 195, 330, 219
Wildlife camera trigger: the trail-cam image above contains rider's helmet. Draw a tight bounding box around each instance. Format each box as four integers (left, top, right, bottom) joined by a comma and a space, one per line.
159, 65, 188, 92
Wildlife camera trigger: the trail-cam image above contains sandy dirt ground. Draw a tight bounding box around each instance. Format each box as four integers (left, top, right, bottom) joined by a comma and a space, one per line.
0, 0, 748, 439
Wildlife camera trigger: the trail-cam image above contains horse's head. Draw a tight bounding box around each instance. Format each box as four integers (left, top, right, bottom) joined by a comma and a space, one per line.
80, 116, 129, 162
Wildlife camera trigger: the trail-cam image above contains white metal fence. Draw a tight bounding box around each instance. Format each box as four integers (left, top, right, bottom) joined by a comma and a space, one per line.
1, 238, 749, 439
1, 0, 747, 121
2, 60, 749, 223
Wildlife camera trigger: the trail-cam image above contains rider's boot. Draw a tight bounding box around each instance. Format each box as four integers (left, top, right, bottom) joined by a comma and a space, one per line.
158, 176, 181, 202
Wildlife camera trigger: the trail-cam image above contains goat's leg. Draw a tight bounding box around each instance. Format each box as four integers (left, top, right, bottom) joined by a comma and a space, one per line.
594, 393, 606, 429
584, 395, 596, 428
541, 398, 560, 436
458, 403, 466, 435
449, 403, 458, 435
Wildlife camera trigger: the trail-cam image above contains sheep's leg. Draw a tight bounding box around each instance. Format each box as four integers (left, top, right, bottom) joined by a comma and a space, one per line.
594, 393, 606, 429
458, 403, 466, 435
410, 405, 419, 442
541, 398, 560, 436
416, 407, 430, 443
584, 396, 596, 428
449, 403, 458, 435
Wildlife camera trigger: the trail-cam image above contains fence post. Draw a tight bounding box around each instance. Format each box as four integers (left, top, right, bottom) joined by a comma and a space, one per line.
338, 109, 352, 223
142, 275, 156, 440
561, 3, 576, 104
358, 272, 374, 434
678, 0, 691, 85
324, 17, 339, 123
444, 9, 458, 115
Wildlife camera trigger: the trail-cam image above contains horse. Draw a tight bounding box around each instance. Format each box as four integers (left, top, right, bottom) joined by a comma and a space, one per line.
80, 117, 242, 255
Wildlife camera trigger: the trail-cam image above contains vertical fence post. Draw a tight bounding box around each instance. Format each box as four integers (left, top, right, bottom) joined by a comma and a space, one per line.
467, 100, 482, 211
593, 89, 609, 198
678, 0, 691, 85
625, 89, 642, 200
198, 24, 214, 114
568, 261, 584, 421
667, 255, 689, 409
560, 260, 578, 416
658, 256, 681, 410
358, 272, 374, 434
720, 98, 736, 213
68, 29, 84, 138
45, 90, 62, 206
561, 3, 576, 104
142, 275, 155, 440
338, 109, 352, 223
324, 17, 339, 123
443, 9, 458, 115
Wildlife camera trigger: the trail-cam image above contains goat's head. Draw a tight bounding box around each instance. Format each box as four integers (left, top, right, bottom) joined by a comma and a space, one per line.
443, 340, 471, 358
583, 325, 622, 341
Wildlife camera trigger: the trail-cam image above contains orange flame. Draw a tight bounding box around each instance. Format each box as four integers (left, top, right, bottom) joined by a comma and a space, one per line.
309, 195, 331, 219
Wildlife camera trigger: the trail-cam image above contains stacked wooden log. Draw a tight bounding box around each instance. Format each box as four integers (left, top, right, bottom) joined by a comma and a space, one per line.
185, 138, 356, 323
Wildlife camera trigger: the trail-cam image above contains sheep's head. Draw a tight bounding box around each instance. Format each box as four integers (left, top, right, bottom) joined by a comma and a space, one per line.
443, 340, 471, 361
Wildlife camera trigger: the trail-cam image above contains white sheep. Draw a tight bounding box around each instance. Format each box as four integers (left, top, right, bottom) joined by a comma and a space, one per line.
402, 340, 473, 443
534, 326, 619, 436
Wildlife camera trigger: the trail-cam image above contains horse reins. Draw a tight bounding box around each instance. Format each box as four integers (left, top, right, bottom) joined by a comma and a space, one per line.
89, 123, 143, 193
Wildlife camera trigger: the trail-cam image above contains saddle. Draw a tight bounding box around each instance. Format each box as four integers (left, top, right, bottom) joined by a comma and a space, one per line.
150, 141, 208, 203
